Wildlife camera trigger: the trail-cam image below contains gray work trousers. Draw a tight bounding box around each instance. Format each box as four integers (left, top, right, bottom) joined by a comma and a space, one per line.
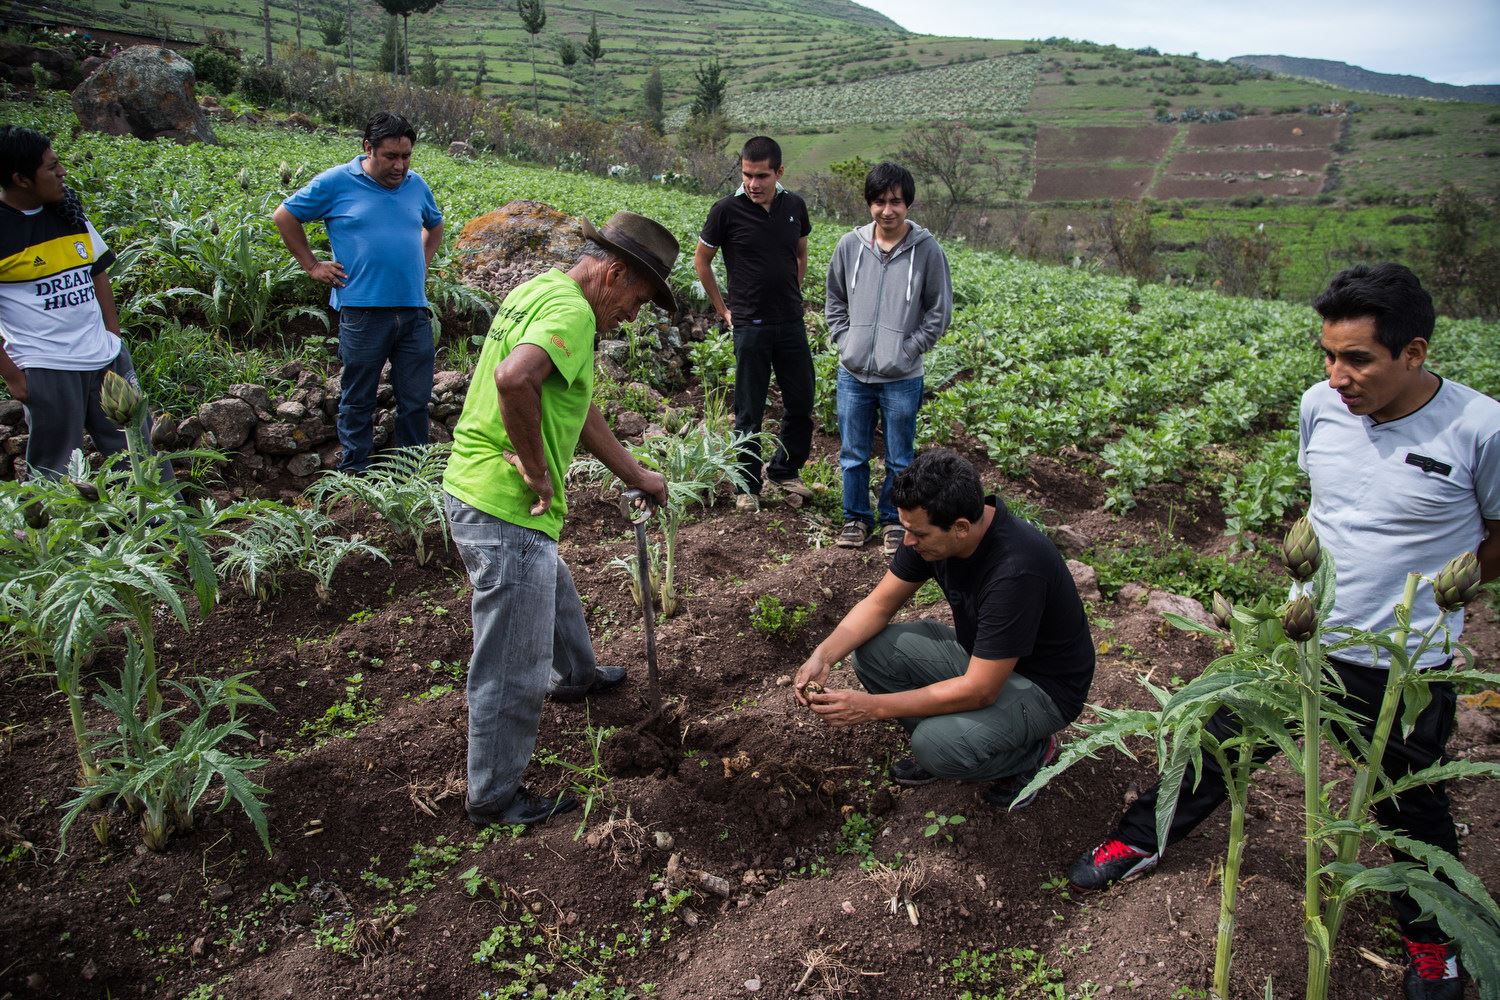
852, 620, 1068, 782
445, 493, 600, 812
21, 344, 155, 480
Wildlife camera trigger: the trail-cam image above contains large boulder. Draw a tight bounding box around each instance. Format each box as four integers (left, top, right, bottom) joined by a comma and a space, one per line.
0, 40, 80, 91
197, 398, 256, 450
72, 46, 217, 145
455, 200, 587, 302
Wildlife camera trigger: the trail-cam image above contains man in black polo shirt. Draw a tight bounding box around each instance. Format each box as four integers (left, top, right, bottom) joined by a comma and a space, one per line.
793, 449, 1095, 808
694, 135, 813, 512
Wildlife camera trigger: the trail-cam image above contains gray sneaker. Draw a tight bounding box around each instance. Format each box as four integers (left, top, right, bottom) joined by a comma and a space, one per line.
881, 525, 905, 556
836, 521, 870, 548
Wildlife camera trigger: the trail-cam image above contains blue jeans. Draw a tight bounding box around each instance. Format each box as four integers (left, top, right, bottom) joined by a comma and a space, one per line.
336, 306, 434, 471
836, 367, 923, 527
445, 494, 600, 811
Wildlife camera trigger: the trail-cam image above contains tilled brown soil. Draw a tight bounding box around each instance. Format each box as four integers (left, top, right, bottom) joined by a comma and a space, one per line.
0, 439, 1495, 1000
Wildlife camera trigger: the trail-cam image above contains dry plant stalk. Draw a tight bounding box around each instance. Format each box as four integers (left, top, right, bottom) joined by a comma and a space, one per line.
407, 772, 464, 817
864, 859, 929, 926
353, 909, 405, 964
792, 942, 883, 995
583, 807, 648, 868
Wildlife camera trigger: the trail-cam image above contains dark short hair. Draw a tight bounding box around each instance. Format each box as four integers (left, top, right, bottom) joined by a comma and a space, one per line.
739, 135, 782, 170
892, 448, 984, 530
864, 161, 915, 206
1313, 263, 1435, 358
363, 112, 417, 150
0, 125, 52, 190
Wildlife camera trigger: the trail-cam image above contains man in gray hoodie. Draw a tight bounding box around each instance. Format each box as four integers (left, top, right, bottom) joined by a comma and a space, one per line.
825, 162, 953, 556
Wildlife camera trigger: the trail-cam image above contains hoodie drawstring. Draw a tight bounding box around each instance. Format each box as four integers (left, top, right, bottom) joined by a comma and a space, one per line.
905, 254, 914, 303
849, 250, 862, 294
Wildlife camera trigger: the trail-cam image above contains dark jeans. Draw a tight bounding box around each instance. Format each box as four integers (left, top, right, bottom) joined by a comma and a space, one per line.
1115, 656, 1458, 937
836, 367, 922, 528
22, 343, 169, 482
731, 317, 814, 494
337, 306, 434, 471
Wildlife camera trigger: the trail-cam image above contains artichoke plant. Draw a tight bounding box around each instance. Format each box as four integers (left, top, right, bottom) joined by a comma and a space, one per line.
1280, 516, 1321, 583
1432, 551, 1482, 612
99, 370, 143, 427
1211, 591, 1233, 630
1282, 593, 1316, 643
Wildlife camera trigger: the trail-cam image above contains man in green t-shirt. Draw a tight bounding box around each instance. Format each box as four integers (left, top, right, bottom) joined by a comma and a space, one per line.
443, 212, 678, 828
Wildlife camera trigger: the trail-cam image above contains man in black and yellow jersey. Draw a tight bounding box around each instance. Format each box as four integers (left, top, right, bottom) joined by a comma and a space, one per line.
0, 125, 153, 479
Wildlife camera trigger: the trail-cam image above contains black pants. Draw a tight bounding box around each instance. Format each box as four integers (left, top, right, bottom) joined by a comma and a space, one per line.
731, 318, 814, 494
1115, 656, 1458, 936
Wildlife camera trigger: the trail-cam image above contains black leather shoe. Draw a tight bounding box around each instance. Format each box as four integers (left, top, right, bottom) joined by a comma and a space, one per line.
466, 787, 579, 828
550, 665, 627, 703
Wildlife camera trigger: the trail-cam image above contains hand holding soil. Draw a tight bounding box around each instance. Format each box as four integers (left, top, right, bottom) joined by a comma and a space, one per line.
806, 687, 878, 728
793, 657, 829, 705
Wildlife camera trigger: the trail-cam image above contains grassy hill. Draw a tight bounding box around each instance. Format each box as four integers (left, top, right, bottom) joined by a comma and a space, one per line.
1230, 55, 1500, 105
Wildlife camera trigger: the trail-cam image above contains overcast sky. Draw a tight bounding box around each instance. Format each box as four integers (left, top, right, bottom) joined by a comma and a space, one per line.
856, 1, 1500, 86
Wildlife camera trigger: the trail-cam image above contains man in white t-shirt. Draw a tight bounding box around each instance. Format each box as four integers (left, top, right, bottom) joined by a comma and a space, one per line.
1066, 264, 1498, 1000
0, 125, 151, 479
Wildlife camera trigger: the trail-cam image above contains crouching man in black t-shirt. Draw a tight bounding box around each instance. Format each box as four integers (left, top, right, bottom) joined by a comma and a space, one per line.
793, 448, 1095, 809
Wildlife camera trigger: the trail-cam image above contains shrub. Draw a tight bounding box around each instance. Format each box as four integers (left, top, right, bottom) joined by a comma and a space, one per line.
749, 594, 815, 640
190, 45, 241, 95
238, 60, 287, 103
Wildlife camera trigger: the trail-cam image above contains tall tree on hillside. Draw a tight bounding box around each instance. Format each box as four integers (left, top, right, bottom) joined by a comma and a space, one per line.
346, 1, 355, 73
294, 0, 303, 49
691, 56, 726, 118
473, 48, 488, 92
643, 65, 664, 133
261, 0, 273, 64
555, 35, 578, 102
373, 0, 444, 81
897, 121, 1001, 237
516, 0, 546, 115
377, 13, 405, 79
581, 14, 604, 105
318, 7, 345, 46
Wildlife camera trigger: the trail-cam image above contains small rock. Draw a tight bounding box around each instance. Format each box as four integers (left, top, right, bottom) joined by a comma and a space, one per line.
448, 141, 476, 158
1118, 582, 1150, 606
613, 410, 648, 439
744, 978, 761, 992
291, 449, 327, 476
653, 831, 674, 850
1066, 559, 1101, 603
157, 893, 171, 903
275, 400, 308, 421
840, 900, 856, 915
1049, 523, 1091, 557
774, 675, 792, 687
1146, 590, 1214, 628
0, 399, 24, 426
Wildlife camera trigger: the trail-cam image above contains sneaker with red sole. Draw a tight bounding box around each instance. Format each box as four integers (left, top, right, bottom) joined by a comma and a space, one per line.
1402, 937, 1462, 1000
1067, 838, 1160, 891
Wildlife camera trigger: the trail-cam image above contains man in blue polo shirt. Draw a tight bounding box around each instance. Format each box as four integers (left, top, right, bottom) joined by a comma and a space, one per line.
694, 135, 813, 512
274, 112, 443, 471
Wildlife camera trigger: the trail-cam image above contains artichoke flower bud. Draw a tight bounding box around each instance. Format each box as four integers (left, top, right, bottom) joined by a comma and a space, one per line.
1432, 551, 1482, 612
22, 499, 49, 530
1281, 517, 1322, 583
1282, 593, 1317, 643
99, 370, 142, 427
1211, 591, 1234, 630
71, 479, 100, 502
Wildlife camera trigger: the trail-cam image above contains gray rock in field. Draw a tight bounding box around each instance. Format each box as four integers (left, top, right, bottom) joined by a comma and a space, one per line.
432, 369, 470, 399
318, 443, 342, 469
275, 400, 308, 422
286, 452, 322, 478
72, 46, 216, 144
0, 399, 23, 426
3, 433, 26, 456
599, 339, 629, 364
197, 398, 256, 450
1048, 523, 1092, 557
1117, 582, 1150, 605
1146, 590, 1215, 629
297, 416, 337, 445
613, 410, 648, 439
1066, 559, 1101, 603
255, 422, 301, 455
228, 384, 273, 416
447, 141, 476, 158
429, 422, 452, 444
